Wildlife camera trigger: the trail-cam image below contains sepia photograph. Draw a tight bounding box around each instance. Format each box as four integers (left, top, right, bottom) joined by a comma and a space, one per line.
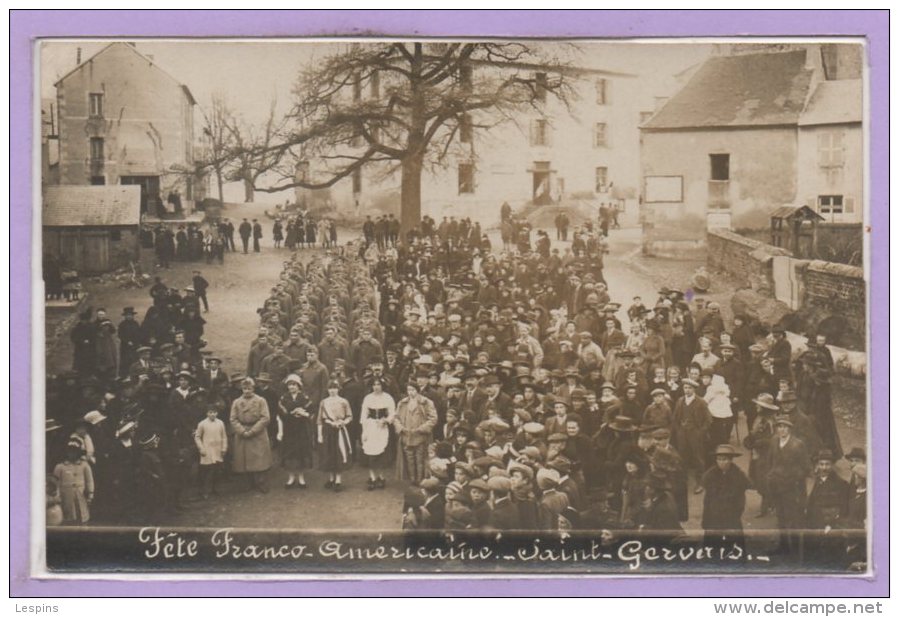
33, 32, 873, 578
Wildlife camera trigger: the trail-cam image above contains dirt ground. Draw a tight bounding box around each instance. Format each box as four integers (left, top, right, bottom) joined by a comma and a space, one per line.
43, 215, 866, 539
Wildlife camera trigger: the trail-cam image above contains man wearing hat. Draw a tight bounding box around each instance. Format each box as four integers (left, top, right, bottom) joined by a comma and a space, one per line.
467, 478, 492, 528
766, 415, 811, 555
199, 355, 230, 403
672, 378, 713, 492
116, 307, 143, 377
480, 374, 513, 424
644, 388, 673, 430
805, 449, 850, 563
649, 428, 689, 522
769, 326, 793, 382
487, 475, 520, 530
701, 444, 750, 550
418, 477, 446, 530
129, 345, 155, 383
536, 468, 569, 530
742, 393, 779, 516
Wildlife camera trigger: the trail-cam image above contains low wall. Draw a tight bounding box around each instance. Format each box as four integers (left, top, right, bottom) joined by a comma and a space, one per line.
707, 228, 791, 294
797, 260, 867, 349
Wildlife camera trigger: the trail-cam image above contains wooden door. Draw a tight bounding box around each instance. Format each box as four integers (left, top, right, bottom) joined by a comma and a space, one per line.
59, 230, 82, 270
82, 231, 109, 272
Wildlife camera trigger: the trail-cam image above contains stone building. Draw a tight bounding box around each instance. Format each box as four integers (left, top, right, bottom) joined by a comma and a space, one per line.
53, 42, 205, 217
297, 54, 652, 226
639, 44, 864, 254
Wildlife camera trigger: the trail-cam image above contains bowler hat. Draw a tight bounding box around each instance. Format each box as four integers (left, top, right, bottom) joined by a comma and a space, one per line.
815, 449, 836, 463
845, 447, 867, 462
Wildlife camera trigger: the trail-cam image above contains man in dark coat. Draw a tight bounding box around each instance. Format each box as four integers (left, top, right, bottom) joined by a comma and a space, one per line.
805, 449, 850, 565
116, 307, 143, 377
418, 478, 446, 530
701, 444, 750, 551
487, 476, 520, 530
671, 378, 712, 491
766, 415, 811, 556
238, 219, 252, 254
70, 309, 97, 374
252, 219, 263, 252
192, 270, 210, 313
768, 326, 793, 382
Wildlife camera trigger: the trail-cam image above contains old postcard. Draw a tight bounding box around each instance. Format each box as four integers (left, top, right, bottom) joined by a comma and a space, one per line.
35, 35, 871, 577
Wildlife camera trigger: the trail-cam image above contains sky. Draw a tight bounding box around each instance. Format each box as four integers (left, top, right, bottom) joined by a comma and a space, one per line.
39, 39, 714, 202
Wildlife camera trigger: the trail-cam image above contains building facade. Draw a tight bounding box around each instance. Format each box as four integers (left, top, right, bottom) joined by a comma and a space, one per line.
639, 44, 864, 254
297, 58, 650, 226
54, 42, 204, 217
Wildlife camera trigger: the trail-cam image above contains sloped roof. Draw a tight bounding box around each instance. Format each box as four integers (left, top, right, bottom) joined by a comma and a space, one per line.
643, 50, 813, 130
770, 204, 825, 221
799, 79, 863, 126
54, 42, 196, 105
43, 185, 141, 226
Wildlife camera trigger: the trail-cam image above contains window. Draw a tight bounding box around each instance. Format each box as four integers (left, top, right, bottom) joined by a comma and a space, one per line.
530, 119, 550, 147
595, 167, 608, 193
818, 195, 844, 214
353, 73, 362, 102
90, 175, 105, 185
370, 71, 380, 99
90, 137, 104, 161
710, 153, 730, 181
818, 130, 845, 167
352, 167, 362, 194
593, 123, 608, 148
458, 163, 475, 194
535, 72, 548, 103
459, 113, 473, 143
89, 93, 104, 118
459, 64, 473, 91
595, 79, 608, 105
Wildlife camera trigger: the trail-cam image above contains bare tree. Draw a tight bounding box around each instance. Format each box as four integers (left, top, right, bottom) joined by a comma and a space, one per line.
225, 98, 286, 203
256, 42, 575, 230
198, 93, 236, 203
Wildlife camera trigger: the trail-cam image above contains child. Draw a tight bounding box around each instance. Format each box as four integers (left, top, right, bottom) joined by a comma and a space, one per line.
53, 444, 94, 523
704, 374, 734, 450
195, 408, 228, 498
46, 475, 64, 526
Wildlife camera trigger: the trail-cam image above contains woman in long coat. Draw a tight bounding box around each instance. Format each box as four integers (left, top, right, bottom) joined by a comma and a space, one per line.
278, 375, 313, 488
53, 444, 94, 523
317, 380, 353, 490
230, 377, 272, 492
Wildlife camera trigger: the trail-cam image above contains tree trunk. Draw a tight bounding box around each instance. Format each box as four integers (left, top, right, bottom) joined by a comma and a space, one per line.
400, 155, 423, 234
243, 178, 254, 203
215, 170, 224, 203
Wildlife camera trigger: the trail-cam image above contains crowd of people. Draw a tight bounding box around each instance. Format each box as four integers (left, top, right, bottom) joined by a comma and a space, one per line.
47, 203, 866, 568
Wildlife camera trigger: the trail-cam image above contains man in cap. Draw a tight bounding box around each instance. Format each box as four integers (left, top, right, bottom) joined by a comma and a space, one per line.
701, 444, 750, 551
199, 355, 230, 402
805, 449, 850, 564
649, 427, 689, 522
418, 477, 446, 530
467, 478, 492, 528
246, 329, 274, 378
536, 468, 569, 530
766, 415, 811, 556
129, 345, 154, 383
487, 476, 520, 530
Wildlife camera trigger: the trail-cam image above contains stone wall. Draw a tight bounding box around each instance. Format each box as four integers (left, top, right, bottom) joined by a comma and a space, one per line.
707, 228, 791, 294
798, 260, 867, 348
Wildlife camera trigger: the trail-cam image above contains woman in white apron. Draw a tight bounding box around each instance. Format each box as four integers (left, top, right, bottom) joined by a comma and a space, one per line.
360, 378, 396, 490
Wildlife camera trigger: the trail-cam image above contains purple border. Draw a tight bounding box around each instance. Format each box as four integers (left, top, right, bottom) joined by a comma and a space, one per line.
11, 10, 888, 597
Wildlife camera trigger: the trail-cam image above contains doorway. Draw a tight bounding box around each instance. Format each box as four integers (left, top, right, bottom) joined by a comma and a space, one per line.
532, 161, 553, 205
120, 175, 161, 215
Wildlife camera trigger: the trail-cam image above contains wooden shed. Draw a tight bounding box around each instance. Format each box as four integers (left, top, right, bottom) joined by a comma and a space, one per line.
770, 204, 825, 258
42, 185, 141, 273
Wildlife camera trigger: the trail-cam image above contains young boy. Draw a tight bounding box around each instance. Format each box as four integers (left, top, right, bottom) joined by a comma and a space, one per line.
195, 407, 228, 498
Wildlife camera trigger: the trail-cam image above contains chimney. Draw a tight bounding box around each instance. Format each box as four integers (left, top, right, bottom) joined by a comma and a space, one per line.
76, 47, 82, 64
